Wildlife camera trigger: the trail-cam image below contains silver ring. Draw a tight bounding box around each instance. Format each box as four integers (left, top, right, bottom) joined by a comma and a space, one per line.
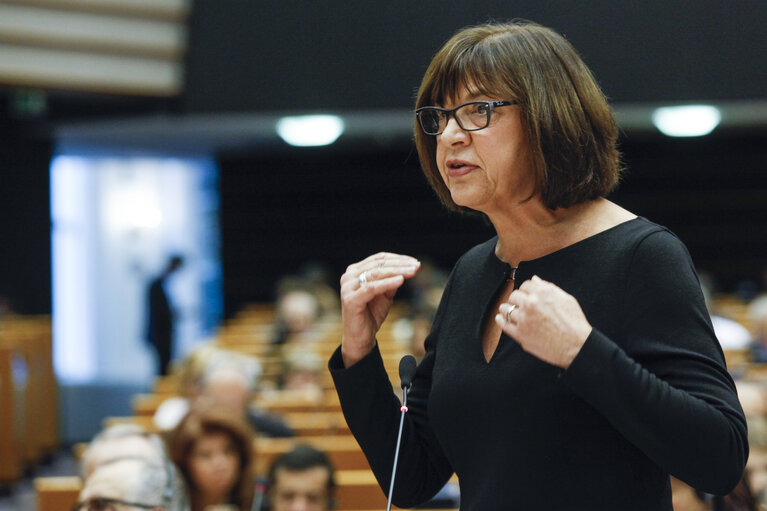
505, 304, 517, 323
358, 271, 368, 287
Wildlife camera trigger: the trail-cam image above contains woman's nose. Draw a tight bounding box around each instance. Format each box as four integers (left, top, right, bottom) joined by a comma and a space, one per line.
440, 116, 469, 143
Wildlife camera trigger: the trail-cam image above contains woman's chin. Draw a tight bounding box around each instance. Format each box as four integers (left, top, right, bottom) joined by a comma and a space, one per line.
450, 193, 487, 213
202, 480, 236, 496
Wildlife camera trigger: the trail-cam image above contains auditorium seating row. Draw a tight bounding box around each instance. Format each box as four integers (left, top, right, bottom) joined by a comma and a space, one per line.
0, 316, 58, 486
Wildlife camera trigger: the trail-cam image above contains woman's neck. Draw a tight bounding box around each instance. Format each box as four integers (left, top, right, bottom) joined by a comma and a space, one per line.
489, 198, 633, 265
192, 489, 232, 511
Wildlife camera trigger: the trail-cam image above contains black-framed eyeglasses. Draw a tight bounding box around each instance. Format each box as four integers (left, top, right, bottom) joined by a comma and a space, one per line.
72, 496, 161, 511
415, 100, 517, 135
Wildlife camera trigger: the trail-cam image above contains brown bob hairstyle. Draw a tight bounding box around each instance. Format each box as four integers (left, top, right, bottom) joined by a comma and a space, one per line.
414, 21, 622, 211
169, 406, 255, 510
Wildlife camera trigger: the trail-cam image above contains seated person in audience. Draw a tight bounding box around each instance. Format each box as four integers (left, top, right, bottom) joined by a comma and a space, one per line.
280, 349, 324, 399
169, 406, 255, 511
272, 283, 323, 346
75, 457, 187, 511
267, 445, 336, 511
201, 357, 294, 438
741, 382, 767, 507
298, 262, 342, 321
749, 304, 767, 363
699, 272, 752, 350
671, 476, 712, 511
0, 293, 16, 320
670, 475, 758, 511
155, 344, 225, 430
155, 350, 293, 437
747, 268, 767, 316
747, 430, 767, 508
81, 424, 167, 479
397, 262, 447, 359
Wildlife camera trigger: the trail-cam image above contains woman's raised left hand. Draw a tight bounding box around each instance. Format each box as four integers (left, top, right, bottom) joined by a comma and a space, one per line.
495, 275, 592, 369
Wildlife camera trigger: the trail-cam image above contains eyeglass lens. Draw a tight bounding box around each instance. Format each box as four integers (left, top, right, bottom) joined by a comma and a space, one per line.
419, 102, 493, 135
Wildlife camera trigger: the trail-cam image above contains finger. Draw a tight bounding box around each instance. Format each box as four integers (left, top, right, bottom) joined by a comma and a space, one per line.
356, 274, 406, 296
498, 303, 519, 324
520, 274, 552, 293
494, 310, 519, 334
343, 262, 420, 291
361, 264, 420, 283
360, 252, 420, 268
342, 274, 406, 306
342, 255, 419, 285
516, 277, 539, 293
507, 288, 528, 306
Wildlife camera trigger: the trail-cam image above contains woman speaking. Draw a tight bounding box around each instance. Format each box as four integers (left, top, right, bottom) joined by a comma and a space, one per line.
329, 21, 747, 510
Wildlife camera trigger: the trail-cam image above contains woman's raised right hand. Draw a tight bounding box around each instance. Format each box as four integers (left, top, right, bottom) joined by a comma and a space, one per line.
339, 252, 421, 367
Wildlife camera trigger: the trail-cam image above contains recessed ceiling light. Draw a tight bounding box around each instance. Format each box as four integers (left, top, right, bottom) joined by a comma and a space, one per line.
276, 115, 345, 147
651, 105, 721, 137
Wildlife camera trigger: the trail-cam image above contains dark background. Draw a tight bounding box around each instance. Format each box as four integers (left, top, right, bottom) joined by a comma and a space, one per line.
184, 0, 767, 112
1, 1, 766, 316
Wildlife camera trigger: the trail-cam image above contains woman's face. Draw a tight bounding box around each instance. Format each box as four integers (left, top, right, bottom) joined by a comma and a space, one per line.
187, 431, 241, 499
434, 87, 534, 215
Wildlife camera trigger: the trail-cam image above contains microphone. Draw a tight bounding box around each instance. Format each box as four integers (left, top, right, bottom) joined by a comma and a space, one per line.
250, 477, 269, 511
399, 355, 417, 390
386, 355, 417, 511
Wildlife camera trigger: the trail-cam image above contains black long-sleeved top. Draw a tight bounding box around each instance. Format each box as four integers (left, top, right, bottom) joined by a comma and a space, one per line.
330, 217, 747, 510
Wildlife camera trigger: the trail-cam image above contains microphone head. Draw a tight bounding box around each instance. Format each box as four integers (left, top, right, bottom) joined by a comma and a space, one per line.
399, 355, 417, 389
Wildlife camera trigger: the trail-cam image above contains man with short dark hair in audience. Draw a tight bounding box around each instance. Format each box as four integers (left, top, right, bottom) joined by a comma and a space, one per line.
267, 444, 335, 511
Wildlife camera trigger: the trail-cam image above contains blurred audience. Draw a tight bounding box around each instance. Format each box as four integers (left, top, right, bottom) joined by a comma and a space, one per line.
267, 444, 336, 511
169, 406, 256, 511
81, 423, 166, 478
280, 349, 324, 399
0, 294, 16, 320
671, 474, 758, 511
155, 344, 223, 430
740, 381, 767, 508
391, 261, 447, 362
272, 286, 323, 347
749, 302, 767, 364
79, 423, 190, 510
700, 272, 752, 350
294, 262, 341, 320
75, 457, 187, 511
155, 348, 293, 437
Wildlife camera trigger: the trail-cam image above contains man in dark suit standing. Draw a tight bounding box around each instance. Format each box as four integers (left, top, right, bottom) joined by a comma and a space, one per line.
146, 255, 184, 375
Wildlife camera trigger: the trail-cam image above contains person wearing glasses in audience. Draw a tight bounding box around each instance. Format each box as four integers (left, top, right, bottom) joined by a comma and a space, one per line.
74, 457, 186, 511
329, 20, 747, 510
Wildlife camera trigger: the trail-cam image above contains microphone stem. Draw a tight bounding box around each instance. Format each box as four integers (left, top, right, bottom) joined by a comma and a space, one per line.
386, 388, 409, 511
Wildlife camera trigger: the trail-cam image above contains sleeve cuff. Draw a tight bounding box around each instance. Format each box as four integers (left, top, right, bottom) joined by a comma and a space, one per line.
328, 342, 389, 387
561, 328, 621, 391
